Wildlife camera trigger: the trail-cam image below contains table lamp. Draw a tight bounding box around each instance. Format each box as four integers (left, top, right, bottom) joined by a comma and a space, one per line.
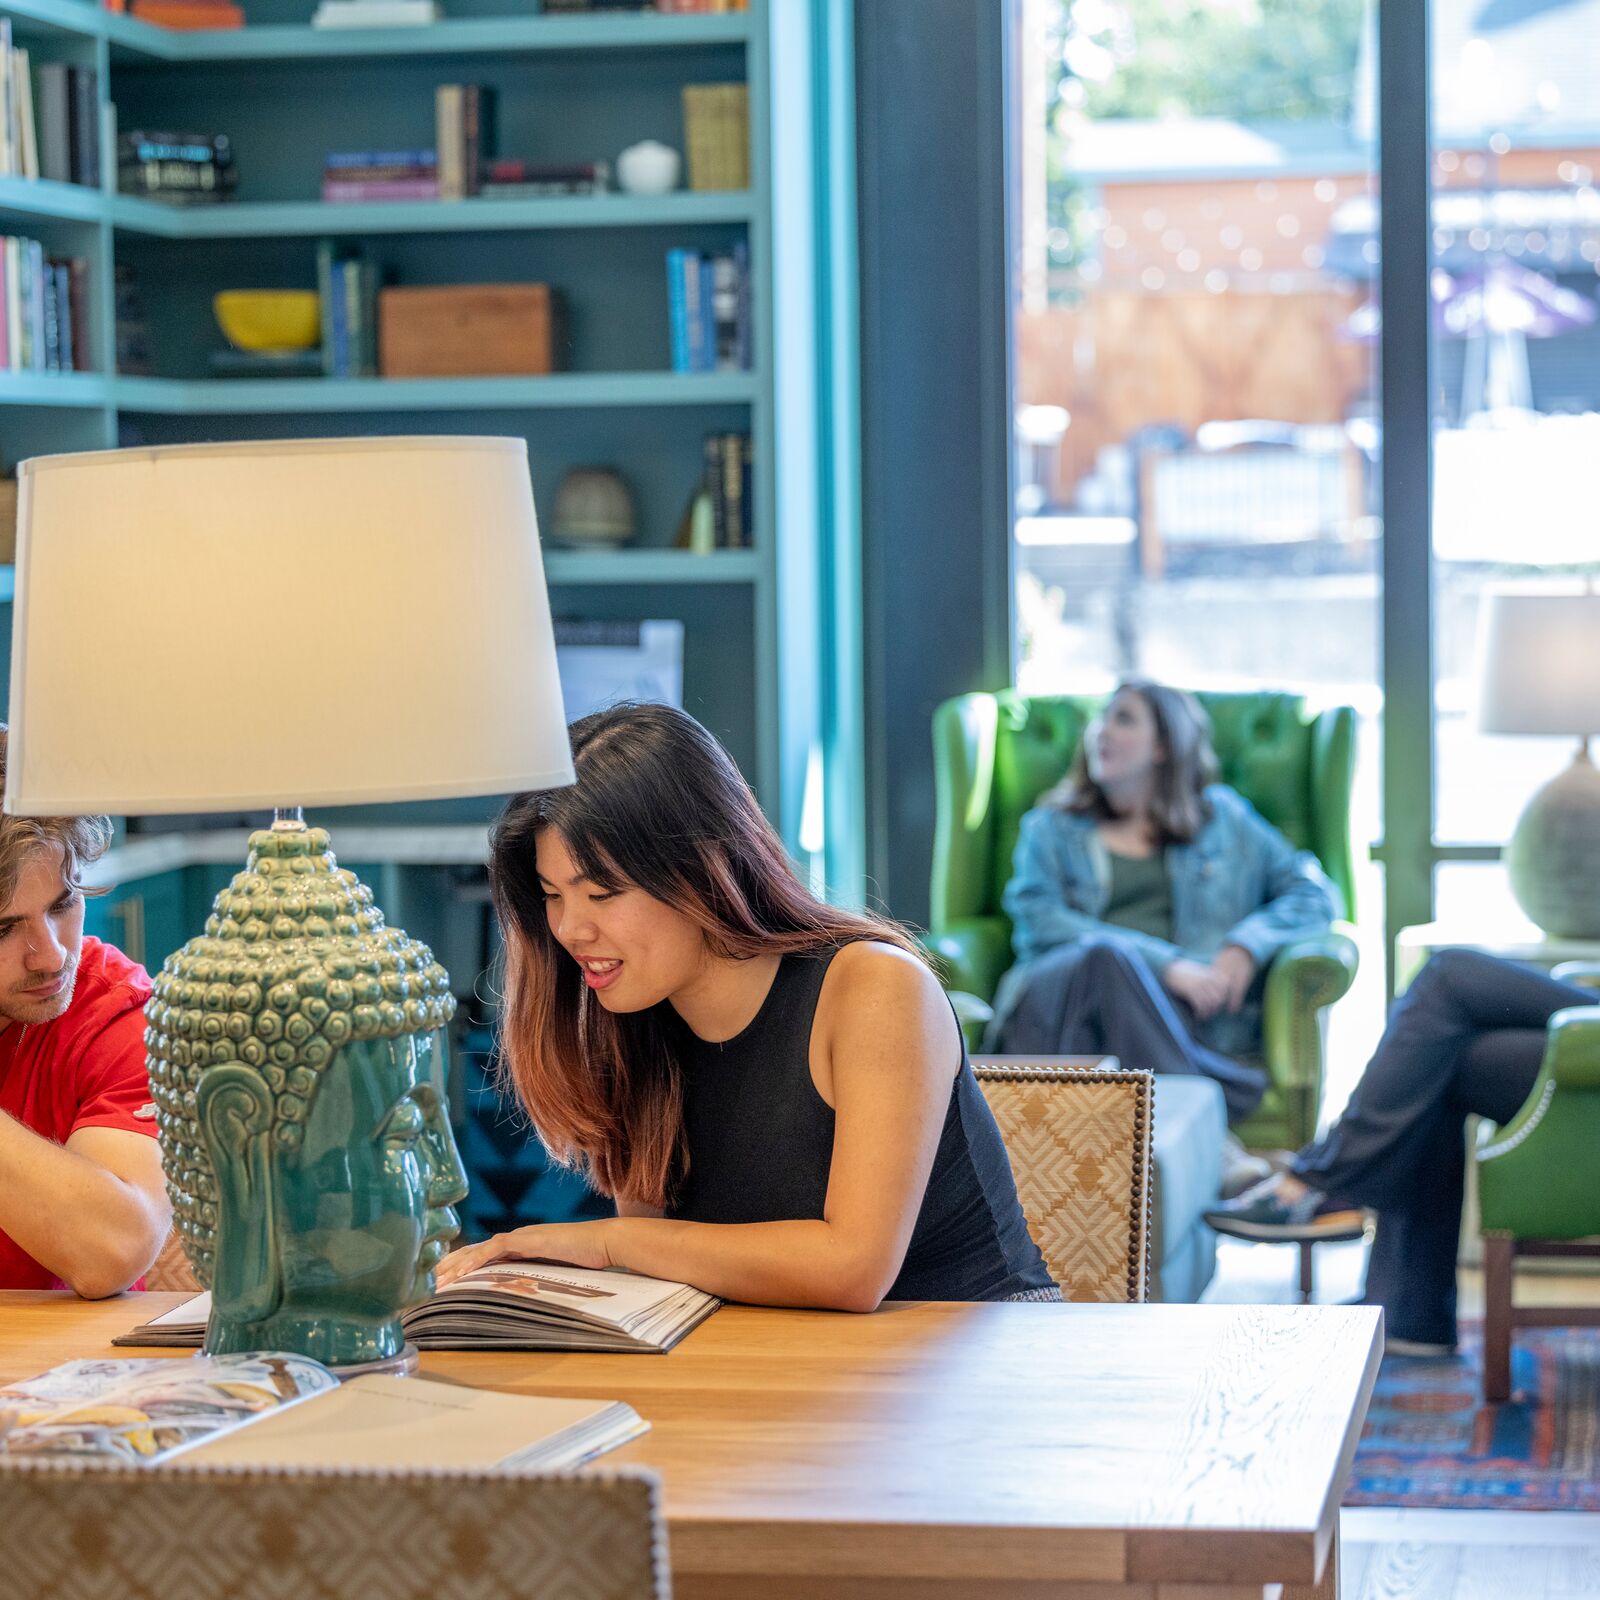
5, 436, 574, 1372
1474, 585, 1600, 938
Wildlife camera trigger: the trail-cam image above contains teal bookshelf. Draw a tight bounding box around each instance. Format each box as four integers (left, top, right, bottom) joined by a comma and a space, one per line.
0, 0, 846, 877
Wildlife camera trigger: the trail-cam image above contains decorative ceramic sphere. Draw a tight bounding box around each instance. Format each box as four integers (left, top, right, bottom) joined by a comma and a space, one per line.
616, 140, 681, 195
1507, 754, 1600, 938
551, 467, 636, 548
147, 827, 457, 1287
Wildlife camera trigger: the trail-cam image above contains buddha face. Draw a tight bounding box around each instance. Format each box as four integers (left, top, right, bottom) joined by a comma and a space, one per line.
273, 1032, 468, 1323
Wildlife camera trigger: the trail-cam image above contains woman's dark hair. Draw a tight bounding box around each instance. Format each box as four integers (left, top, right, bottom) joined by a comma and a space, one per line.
1051, 679, 1219, 844
490, 702, 922, 1208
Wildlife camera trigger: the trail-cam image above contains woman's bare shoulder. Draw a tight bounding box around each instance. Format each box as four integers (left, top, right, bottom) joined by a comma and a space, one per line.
822, 939, 947, 1010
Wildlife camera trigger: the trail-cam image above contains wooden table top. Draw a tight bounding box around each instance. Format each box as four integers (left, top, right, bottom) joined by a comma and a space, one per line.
0, 1292, 1381, 1597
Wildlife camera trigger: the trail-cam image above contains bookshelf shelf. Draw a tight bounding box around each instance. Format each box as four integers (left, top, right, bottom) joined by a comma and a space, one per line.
0, 0, 102, 44
109, 189, 755, 240
106, 10, 751, 64
0, 371, 112, 407
0, 175, 108, 226
544, 548, 758, 587
111, 370, 757, 414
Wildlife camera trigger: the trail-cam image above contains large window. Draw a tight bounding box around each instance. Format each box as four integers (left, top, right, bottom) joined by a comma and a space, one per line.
1009, 0, 1384, 1081
1427, 0, 1600, 924
1010, 0, 1600, 1017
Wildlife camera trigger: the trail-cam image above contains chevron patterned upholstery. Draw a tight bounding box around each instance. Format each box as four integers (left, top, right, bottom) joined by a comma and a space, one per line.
974, 1062, 1154, 1303
1, 1460, 667, 1600
143, 1227, 201, 1292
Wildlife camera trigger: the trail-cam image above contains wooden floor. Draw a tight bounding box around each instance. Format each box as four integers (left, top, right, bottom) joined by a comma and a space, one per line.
1204, 1237, 1600, 1597
1342, 1509, 1600, 1599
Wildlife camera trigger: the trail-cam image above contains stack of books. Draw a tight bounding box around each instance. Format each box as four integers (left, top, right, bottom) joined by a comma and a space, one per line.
681, 82, 749, 191
311, 0, 439, 25
322, 149, 438, 203
316, 240, 378, 377
0, 238, 89, 373
435, 83, 495, 199
666, 241, 751, 373
657, 0, 750, 10
702, 431, 752, 548
118, 130, 236, 204
128, 0, 245, 27
481, 158, 609, 198
34, 64, 103, 187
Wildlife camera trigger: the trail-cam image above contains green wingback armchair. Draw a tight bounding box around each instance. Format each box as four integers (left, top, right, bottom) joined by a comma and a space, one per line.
1477, 965, 1600, 1402
929, 689, 1359, 1151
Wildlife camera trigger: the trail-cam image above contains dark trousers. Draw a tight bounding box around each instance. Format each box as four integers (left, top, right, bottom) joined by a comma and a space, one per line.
1293, 947, 1590, 1344
987, 934, 1267, 1122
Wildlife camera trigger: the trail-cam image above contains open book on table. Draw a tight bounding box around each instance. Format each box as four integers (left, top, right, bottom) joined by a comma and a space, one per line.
116, 1261, 720, 1355
0, 1354, 647, 1471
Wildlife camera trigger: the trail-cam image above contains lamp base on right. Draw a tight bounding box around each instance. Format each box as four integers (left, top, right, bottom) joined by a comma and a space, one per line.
1507, 745, 1600, 939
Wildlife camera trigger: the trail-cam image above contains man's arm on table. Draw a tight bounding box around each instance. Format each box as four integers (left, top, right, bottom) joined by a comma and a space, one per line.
0, 1114, 170, 1298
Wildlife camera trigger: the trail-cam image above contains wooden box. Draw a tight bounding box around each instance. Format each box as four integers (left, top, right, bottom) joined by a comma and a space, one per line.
378, 283, 560, 378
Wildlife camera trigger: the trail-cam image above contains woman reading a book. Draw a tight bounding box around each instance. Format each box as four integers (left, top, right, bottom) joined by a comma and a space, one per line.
435, 703, 1057, 1310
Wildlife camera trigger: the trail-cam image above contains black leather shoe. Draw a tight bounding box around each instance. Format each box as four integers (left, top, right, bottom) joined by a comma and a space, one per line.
1203, 1175, 1352, 1240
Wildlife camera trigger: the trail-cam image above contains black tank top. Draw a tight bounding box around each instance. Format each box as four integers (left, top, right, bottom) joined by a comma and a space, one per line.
667, 947, 1055, 1301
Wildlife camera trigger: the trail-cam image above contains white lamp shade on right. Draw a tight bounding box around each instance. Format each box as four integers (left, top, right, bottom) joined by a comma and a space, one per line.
1475, 588, 1600, 739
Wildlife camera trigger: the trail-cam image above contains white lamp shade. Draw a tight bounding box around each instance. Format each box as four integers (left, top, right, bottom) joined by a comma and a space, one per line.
6, 436, 575, 814
1474, 588, 1600, 738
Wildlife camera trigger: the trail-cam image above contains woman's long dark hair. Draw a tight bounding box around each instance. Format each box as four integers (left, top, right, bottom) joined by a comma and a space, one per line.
490, 702, 922, 1208
1052, 679, 1219, 844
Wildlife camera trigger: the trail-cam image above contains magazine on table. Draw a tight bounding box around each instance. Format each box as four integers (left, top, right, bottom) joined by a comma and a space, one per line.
116, 1261, 720, 1355
0, 1353, 647, 1472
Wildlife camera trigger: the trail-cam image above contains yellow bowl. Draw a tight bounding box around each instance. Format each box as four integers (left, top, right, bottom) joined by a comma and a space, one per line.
213, 290, 322, 353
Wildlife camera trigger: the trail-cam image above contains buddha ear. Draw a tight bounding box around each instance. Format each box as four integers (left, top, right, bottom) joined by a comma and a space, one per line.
197, 1065, 282, 1326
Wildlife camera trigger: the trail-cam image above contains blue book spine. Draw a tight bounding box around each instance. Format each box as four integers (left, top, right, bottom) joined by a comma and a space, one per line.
666, 248, 689, 374
326, 149, 435, 168
697, 253, 715, 373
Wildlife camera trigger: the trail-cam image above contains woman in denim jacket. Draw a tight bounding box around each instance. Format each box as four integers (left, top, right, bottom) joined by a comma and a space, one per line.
987, 680, 1339, 1126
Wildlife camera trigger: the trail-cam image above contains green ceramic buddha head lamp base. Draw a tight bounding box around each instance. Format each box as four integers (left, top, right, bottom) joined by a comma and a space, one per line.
3, 436, 575, 1373
1475, 584, 1600, 940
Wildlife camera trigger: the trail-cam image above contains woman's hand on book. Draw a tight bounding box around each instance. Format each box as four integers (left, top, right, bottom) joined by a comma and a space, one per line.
434, 1221, 617, 1289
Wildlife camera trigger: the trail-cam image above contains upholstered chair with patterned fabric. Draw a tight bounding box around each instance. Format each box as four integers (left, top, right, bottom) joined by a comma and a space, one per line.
974, 1061, 1153, 1303
143, 1227, 201, 1292
2, 1461, 666, 1600
934, 688, 1359, 1153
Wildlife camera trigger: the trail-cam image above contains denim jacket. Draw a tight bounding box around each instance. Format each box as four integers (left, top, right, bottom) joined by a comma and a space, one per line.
998, 784, 1340, 1058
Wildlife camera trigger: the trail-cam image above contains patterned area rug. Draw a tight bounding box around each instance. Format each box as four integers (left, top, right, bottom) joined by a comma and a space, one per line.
1345, 1322, 1600, 1510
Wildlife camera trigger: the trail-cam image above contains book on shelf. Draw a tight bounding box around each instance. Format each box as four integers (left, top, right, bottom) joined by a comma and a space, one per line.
436, 83, 497, 199
702, 430, 752, 548
315, 239, 378, 378
682, 82, 749, 192
312, 0, 440, 26
666, 241, 751, 374
656, 0, 750, 11
0, 1352, 647, 1472
481, 158, 610, 197
117, 1262, 719, 1354
0, 238, 89, 373
118, 130, 236, 204
322, 147, 439, 202
128, 0, 246, 28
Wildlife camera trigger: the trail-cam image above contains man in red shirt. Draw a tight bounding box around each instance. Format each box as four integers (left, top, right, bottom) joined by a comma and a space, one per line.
0, 728, 169, 1295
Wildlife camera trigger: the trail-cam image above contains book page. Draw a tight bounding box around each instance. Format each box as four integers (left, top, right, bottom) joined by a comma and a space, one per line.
427, 1261, 701, 1327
